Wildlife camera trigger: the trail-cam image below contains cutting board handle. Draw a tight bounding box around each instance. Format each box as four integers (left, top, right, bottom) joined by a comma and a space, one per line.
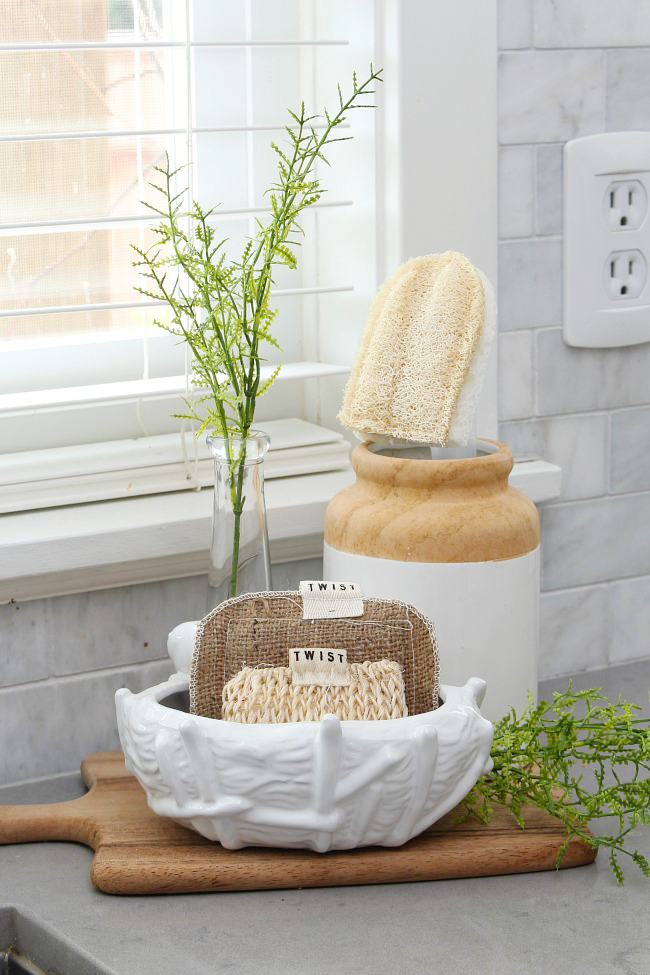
0, 796, 95, 847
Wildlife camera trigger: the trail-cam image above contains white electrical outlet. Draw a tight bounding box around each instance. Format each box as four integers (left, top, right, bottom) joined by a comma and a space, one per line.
603, 179, 647, 231
604, 249, 648, 300
564, 132, 650, 348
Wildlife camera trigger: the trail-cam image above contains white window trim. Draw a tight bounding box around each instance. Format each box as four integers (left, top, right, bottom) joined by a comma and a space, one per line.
379, 0, 500, 439
0, 418, 351, 513
0, 361, 349, 416
0, 470, 350, 603
0, 459, 560, 603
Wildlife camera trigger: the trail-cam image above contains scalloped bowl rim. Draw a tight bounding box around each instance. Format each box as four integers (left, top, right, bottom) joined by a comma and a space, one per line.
135, 672, 489, 735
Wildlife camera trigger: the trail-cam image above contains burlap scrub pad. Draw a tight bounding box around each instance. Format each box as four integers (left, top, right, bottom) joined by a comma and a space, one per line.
338, 251, 495, 446
190, 591, 440, 720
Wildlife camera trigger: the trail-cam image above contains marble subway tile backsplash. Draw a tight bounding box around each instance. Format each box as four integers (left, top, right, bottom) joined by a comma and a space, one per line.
50, 576, 210, 677
500, 413, 608, 501
499, 147, 535, 238
0, 660, 173, 784
536, 329, 650, 416
0, 600, 50, 688
498, 331, 534, 421
499, 51, 604, 145
268, 557, 323, 591
606, 51, 650, 131
0, 559, 322, 784
540, 494, 650, 591
539, 575, 650, 678
535, 145, 562, 235
497, 4, 650, 688
493, 6, 650, 699
610, 408, 650, 495
609, 576, 650, 666
534, 0, 650, 49
539, 586, 609, 680
499, 239, 562, 330
0, 562, 324, 692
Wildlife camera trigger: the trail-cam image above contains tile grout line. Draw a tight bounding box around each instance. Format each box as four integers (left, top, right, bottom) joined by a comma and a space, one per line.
539, 487, 650, 510
542, 570, 650, 595
0, 654, 170, 695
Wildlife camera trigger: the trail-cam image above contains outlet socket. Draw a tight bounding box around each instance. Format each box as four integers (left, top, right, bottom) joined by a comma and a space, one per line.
564, 132, 650, 348
603, 179, 647, 231
604, 249, 647, 300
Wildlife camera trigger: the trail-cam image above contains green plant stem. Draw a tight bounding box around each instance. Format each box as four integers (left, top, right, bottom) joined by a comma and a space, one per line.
133, 67, 382, 597
462, 685, 650, 884
228, 440, 248, 599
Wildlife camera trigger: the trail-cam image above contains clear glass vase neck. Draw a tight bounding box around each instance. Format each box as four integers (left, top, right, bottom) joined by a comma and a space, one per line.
206, 429, 270, 464
206, 428, 272, 612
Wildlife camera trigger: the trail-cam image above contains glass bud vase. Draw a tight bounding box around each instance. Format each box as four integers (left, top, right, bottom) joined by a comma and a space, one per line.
206, 430, 272, 612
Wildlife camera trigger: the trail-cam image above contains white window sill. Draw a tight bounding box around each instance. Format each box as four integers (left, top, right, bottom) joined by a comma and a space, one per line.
0, 460, 560, 603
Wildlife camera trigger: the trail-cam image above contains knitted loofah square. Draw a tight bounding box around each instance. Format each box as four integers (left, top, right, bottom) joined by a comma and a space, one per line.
190, 591, 440, 720
221, 659, 408, 723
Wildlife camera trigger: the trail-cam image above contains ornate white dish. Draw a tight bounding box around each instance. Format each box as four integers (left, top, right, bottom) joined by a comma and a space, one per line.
115, 622, 494, 852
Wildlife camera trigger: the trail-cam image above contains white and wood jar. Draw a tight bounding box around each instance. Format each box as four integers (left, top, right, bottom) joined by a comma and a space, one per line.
323, 439, 540, 721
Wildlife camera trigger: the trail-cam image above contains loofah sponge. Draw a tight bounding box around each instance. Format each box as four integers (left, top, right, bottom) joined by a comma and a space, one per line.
338, 251, 496, 446
222, 659, 408, 723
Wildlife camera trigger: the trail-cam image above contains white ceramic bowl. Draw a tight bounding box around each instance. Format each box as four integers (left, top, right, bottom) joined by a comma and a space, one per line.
115, 623, 494, 852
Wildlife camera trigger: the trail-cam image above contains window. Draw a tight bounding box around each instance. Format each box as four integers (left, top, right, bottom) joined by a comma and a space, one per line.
1, 0, 378, 488
1, 0, 501, 517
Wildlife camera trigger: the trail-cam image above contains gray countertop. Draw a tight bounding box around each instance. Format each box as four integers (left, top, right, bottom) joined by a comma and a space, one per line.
1, 661, 649, 975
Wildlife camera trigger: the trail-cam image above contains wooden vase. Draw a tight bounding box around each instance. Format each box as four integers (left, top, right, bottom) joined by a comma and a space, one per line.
323, 439, 540, 720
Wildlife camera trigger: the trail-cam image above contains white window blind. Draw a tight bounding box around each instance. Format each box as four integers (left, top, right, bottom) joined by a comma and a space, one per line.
0, 0, 378, 465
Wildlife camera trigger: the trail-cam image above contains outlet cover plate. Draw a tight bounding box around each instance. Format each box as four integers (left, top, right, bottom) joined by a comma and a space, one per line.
564, 132, 650, 348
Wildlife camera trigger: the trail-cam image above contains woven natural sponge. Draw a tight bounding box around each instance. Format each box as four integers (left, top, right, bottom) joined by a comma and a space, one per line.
338, 251, 495, 446
222, 659, 408, 723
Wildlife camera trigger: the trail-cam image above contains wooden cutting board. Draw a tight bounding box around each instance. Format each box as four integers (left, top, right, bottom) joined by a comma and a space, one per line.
0, 751, 597, 895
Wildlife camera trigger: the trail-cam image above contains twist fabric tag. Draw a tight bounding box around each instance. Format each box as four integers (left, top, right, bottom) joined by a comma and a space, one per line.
299, 581, 364, 619
289, 647, 351, 686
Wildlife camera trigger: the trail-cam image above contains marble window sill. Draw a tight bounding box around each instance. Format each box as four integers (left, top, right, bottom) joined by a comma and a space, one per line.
0, 461, 560, 603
